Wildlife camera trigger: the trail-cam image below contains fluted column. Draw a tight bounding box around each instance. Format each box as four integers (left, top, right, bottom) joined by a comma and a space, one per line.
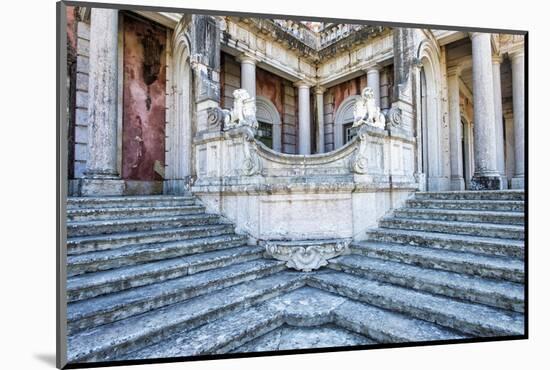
237, 54, 256, 98
447, 66, 465, 190
315, 86, 326, 154
492, 55, 507, 188
510, 50, 525, 189
82, 8, 124, 196
470, 32, 502, 190
366, 64, 381, 108
295, 82, 312, 155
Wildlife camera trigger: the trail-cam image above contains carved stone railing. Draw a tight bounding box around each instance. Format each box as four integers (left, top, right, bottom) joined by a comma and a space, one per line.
318, 23, 365, 48
191, 88, 419, 243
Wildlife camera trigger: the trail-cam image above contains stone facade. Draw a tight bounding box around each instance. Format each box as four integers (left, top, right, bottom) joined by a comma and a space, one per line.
65, 6, 526, 230
63, 7, 526, 366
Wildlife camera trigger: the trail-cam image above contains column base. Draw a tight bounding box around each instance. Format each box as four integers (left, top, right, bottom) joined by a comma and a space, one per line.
511, 176, 525, 189
81, 178, 125, 197
470, 174, 503, 190
499, 175, 509, 189
450, 177, 465, 191
164, 179, 191, 195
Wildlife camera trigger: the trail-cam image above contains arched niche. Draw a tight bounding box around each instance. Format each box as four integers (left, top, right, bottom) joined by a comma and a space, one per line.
164, 24, 193, 194
333, 95, 360, 149
256, 96, 282, 152
417, 39, 449, 191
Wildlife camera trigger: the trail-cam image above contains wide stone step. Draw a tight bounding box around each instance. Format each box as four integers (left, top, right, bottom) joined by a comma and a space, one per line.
309, 271, 524, 337
120, 304, 284, 360
351, 242, 524, 283
67, 224, 235, 255
414, 190, 524, 201
67, 272, 304, 363
330, 255, 524, 312
379, 218, 524, 240
406, 199, 524, 212
121, 287, 462, 360
394, 208, 524, 225
365, 228, 524, 258
67, 234, 248, 276
67, 246, 264, 302
67, 205, 206, 222
67, 214, 223, 237
235, 324, 377, 354
67, 258, 287, 334
67, 195, 196, 210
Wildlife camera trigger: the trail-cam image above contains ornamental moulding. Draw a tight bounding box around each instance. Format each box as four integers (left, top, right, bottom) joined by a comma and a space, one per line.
264, 240, 351, 272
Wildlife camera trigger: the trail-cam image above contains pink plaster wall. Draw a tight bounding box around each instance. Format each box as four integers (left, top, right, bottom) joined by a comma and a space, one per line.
122, 15, 166, 181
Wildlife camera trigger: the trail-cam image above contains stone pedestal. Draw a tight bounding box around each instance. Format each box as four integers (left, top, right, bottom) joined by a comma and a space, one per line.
447, 66, 465, 190
492, 55, 507, 189
470, 33, 502, 190
82, 8, 124, 196
315, 86, 326, 154
296, 82, 312, 155
510, 51, 525, 189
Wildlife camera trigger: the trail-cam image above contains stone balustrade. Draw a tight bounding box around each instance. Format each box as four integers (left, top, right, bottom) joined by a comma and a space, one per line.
191, 89, 418, 242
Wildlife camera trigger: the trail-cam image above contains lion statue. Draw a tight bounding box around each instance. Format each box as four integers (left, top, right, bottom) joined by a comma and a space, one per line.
223, 89, 258, 130
353, 87, 385, 129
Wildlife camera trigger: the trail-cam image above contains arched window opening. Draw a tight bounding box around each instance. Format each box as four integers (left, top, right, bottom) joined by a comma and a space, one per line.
256, 96, 282, 152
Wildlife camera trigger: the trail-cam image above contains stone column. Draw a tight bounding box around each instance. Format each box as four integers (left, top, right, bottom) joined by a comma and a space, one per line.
237, 54, 256, 98
295, 82, 312, 155
470, 32, 502, 190
380, 70, 390, 110
492, 55, 507, 188
510, 50, 525, 189
366, 64, 381, 108
315, 86, 326, 154
82, 8, 124, 196
447, 66, 465, 190
504, 111, 515, 186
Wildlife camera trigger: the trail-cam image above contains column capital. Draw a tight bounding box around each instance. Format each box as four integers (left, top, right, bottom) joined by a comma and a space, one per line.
447, 65, 463, 77
469, 31, 491, 40
236, 53, 259, 65
509, 49, 525, 62
294, 80, 313, 89
492, 54, 503, 65
364, 62, 383, 73
314, 85, 326, 95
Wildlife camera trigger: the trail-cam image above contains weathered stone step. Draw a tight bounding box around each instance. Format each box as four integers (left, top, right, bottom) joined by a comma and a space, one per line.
379, 218, 524, 240
67, 258, 286, 335
68, 224, 235, 255
67, 205, 206, 222
394, 208, 524, 225
406, 199, 524, 212
67, 213, 223, 237
365, 228, 524, 258
122, 287, 461, 359
235, 324, 377, 354
414, 190, 524, 201
330, 255, 524, 312
120, 304, 283, 360
67, 234, 248, 276
67, 272, 304, 363
351, 242, 524, 283
309, 271, 524, 337
67, 246, 264, 302
67, 195, 196, 210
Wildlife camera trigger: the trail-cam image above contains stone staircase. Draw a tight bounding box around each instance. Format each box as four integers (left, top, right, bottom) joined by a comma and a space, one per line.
66, 190, 525, 365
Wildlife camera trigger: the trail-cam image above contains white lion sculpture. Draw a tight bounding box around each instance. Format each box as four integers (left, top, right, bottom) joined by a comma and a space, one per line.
223, 89, 258, 130
353, 87, 385, 129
